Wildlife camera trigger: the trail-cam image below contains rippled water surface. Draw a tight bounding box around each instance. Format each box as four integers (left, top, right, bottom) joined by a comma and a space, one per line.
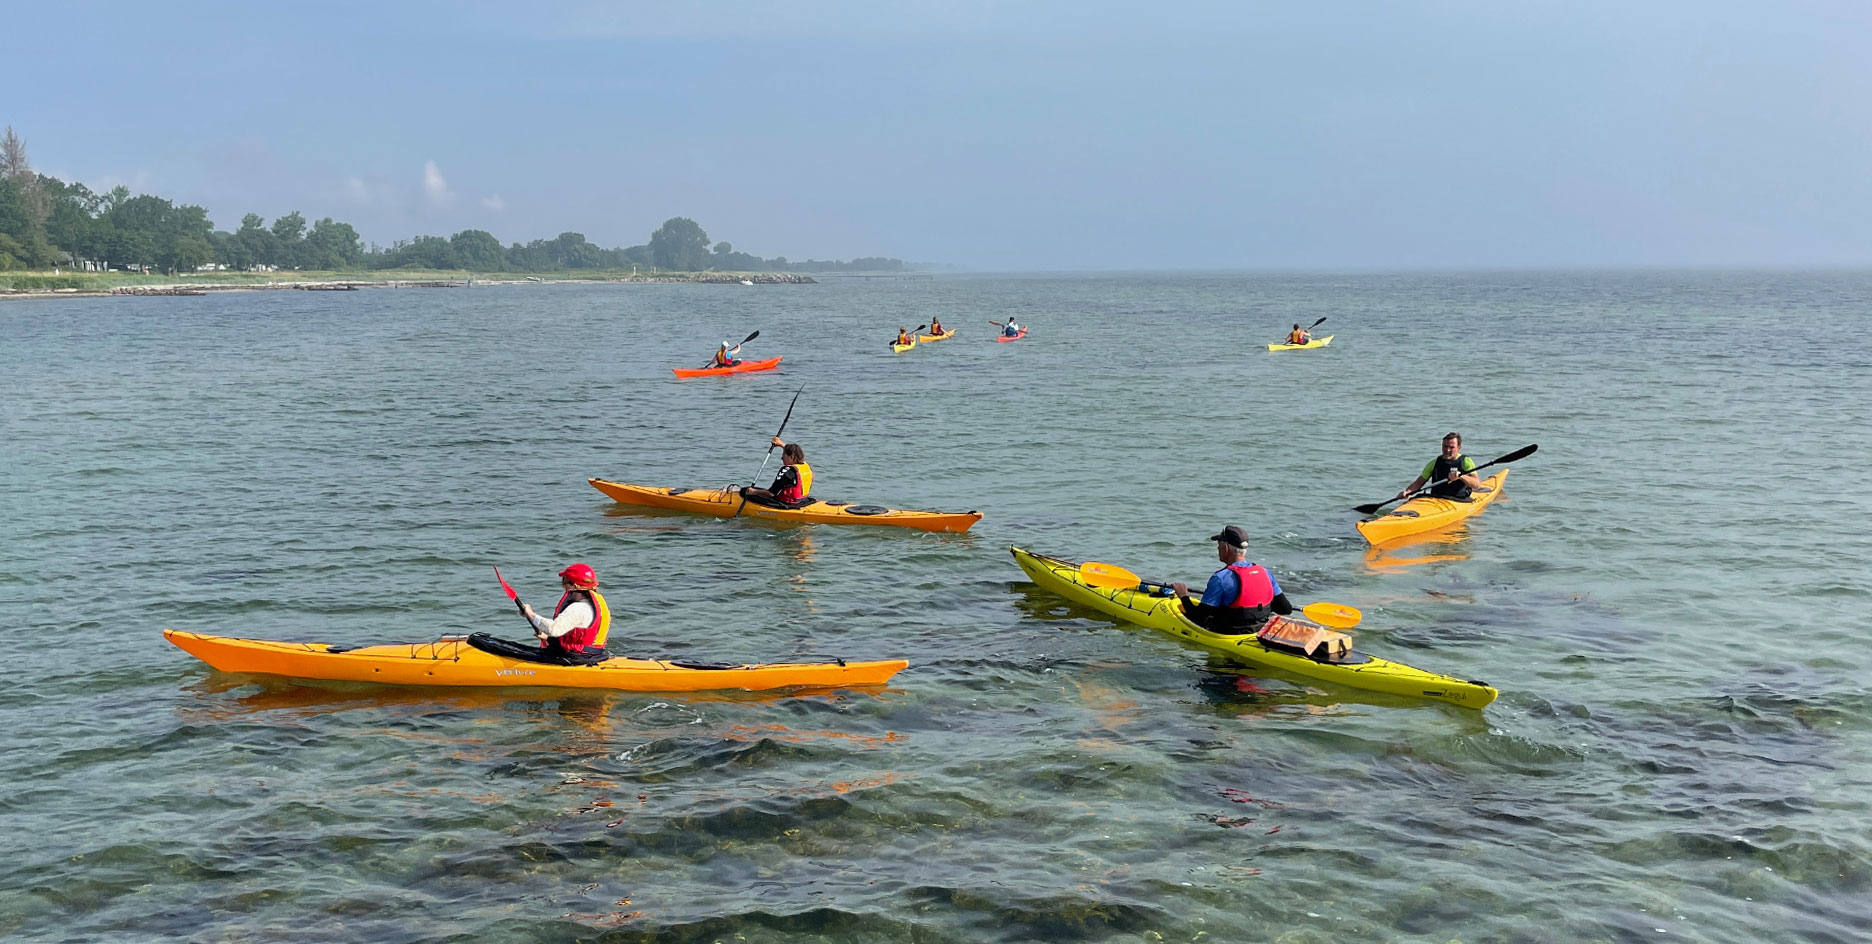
3, 272, 1869, 943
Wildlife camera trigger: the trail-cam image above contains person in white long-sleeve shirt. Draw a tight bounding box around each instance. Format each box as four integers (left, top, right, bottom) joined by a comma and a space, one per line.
517, 562, 612, 658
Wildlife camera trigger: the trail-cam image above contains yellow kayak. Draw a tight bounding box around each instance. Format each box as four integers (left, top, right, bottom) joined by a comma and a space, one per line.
165, 629, 907, 693
1010, 548, 1496, 708
1357, 470, 1508, 546
1267, 334, 1333, 352
917, 329, 956, 342
891, 337, 918, 353
589, 478, 983, 533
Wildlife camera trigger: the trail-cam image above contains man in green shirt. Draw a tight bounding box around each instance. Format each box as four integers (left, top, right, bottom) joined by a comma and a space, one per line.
1397, 432, 1480, 501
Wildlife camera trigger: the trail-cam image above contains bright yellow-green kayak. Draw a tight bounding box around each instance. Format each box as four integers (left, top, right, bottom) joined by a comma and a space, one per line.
1009, 547, 1497, 709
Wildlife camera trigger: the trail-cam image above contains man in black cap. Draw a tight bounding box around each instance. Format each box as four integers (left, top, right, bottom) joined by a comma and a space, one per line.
1171, 525, 1294, 634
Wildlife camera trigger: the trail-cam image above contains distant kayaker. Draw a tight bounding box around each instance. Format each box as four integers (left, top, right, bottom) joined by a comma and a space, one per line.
928, 318, 944, 336
1397, 432, 1481, 501
1171, 525, 1294, 634
896, 326, 915, 347
1286, 323, 1311, 345
738, 438, 814, 508
711, 340, 743, 368
1001, 319, 1021, 338
515, 562, 612, 663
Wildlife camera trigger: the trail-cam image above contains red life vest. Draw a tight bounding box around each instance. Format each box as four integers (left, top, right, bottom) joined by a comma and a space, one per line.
552, 589, 612, 651
1225, 563, 1275, 608
777, 462, 813, 504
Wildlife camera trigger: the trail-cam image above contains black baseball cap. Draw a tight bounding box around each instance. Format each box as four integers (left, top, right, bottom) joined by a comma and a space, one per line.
1208, 525, 1247, 548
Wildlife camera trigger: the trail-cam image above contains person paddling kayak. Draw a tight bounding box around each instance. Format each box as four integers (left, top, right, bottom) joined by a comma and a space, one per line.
711, 340, 743, 368
471, 563, 613, 666
737, 438, 814, 508
1001, 319, 1022, 338
1170, 526, 1295, 634
895, 326, 915, 347
1397, 432, 1481, 501
928, 317, 945, 336
1285, 323, 1311, 345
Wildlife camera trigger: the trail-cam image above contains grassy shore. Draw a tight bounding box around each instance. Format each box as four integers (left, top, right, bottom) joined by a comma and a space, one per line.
0, 268, 811, 294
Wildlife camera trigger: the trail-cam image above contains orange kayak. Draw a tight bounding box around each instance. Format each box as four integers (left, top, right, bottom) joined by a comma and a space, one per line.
164, 629, 907, 693
588, 478, 983, 532
995, 328, 1027, 343
672, 356, 783, 378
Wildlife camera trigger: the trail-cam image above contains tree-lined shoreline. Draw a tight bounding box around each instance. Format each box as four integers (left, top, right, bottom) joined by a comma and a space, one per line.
1, 126, 908, 291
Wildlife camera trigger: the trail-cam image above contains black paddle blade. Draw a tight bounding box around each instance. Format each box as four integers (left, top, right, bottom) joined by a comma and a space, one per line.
1494, 443, 1538, 464
742, 330, 760, 344
1310, 316, 1327, 328
1352, 501, 1386, 515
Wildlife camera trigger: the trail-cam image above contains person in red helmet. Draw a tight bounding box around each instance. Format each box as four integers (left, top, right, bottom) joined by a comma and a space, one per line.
514, 563, 612, 663
471, 563, 614, 665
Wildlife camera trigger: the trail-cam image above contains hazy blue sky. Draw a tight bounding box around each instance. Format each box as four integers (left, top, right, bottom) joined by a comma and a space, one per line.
7, 1, 1870, 269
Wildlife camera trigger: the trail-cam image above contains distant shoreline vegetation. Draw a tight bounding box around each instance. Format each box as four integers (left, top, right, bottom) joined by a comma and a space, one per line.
0, 126, 907, 276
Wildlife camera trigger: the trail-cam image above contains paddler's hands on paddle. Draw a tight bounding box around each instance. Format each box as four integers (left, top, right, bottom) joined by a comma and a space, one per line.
1356, 443, 1538, 515
1171, 581, 1189, 599
1396, 467, 1466, 500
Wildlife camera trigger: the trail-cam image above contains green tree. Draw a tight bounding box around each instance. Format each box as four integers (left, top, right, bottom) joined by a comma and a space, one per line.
234, 213, 275, 268
211, 230, 249, 270
649, 217, 710, 270
449, 229, 505, 270
304, 217, 362, 269
270, 211, 307, 268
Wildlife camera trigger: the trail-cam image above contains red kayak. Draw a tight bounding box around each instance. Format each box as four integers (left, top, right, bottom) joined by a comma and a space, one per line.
672, 356, 783, 378
995, 328, 1028, 343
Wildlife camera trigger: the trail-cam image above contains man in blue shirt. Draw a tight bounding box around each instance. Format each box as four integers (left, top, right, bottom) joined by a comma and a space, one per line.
1171, 525, 1295, 634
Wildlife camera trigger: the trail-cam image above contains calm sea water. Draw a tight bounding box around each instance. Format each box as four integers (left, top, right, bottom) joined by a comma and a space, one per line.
2, 272, 1868, 943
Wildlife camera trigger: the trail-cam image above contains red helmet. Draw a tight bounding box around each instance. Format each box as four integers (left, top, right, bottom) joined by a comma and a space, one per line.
558, 562, 598, 590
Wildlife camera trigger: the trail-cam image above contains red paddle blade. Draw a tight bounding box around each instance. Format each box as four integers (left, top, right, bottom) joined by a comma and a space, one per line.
493, 566, 518, 601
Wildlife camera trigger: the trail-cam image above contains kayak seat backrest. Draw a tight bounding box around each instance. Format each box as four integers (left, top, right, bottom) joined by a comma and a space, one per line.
845, 505, 891, 516
1256, 616, 1352, 661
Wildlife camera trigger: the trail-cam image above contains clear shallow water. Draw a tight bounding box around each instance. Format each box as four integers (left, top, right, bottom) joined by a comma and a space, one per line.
2, 272, 1869, 943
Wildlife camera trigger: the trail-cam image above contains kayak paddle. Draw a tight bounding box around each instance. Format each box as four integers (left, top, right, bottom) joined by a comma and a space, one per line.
1274, 316, 1327, 344
889, 324, 929, 349
1302, 601, 1361, 629
1353, 443, 1538, 516
734, 384, 806, 519
701, 330, 760, 368
494, 566, 541, 637
1080, 561, 1361, 628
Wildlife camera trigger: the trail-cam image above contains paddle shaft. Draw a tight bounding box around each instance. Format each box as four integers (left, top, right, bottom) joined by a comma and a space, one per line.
493, 566, 539, 637
702, 330, 761, 368
1356, 444, 1537, 515
735, 385, 806, 518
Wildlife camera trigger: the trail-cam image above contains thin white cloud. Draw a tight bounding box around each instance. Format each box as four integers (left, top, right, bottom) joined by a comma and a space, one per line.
422, 160, 453, 204
482, 193, 505, 211
342, 176, 370, 204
